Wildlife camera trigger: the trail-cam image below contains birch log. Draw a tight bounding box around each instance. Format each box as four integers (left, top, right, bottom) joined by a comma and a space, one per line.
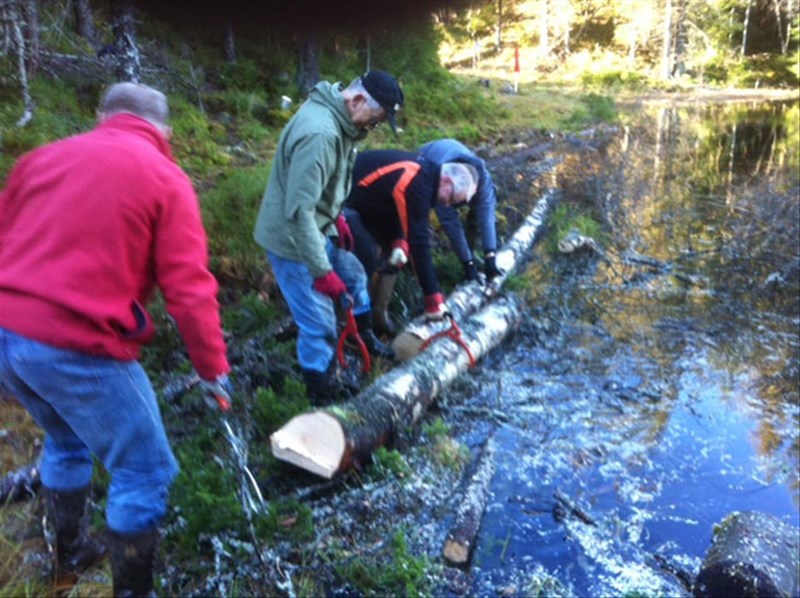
694, 511, 799, 598
443, 435, 496, 566
393, 189, 555, 362
270, 295, 523, 478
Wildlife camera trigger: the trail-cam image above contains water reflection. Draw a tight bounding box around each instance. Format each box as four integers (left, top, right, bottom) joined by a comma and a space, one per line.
466, 99, 799, 596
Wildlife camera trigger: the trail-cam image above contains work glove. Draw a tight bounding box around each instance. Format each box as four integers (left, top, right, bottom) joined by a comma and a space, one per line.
199, 374, 233, 412
388, 239, 409, 268
334, 213, 354, 251
462, 259, 480, 283
313, 271, 347, 300
423, 292, 449, 321
484, 254, 502, 282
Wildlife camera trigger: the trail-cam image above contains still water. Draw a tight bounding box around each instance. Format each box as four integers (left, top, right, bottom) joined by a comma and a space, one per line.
464, 99, 799, 596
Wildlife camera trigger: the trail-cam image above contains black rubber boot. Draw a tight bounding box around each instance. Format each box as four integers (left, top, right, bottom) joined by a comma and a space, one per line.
107, 527, 158, 598
43, 485, 107, 579
355, 312, 396, 361
302, 362, 359, 403
370, 273, 398, 336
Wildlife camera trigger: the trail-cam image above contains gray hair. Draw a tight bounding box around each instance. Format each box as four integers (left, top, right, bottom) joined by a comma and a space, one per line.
100, 82, 170, 129
442, 162, 479, 201
344, 76, 382, 112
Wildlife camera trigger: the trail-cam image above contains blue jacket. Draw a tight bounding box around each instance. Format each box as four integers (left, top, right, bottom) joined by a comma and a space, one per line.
418, 139, 498, 263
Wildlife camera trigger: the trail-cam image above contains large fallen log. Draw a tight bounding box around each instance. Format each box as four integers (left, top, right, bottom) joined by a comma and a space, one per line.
693, 511, 799, 598
270, 295, 523, 478
443, 434, 496, 566
393, 189, 555, 361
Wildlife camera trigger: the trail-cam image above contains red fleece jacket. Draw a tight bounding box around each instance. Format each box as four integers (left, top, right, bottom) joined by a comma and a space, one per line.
0, 113, 229, 380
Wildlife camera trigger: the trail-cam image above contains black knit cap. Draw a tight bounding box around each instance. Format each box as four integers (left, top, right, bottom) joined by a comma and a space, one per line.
361, 70, 404, 133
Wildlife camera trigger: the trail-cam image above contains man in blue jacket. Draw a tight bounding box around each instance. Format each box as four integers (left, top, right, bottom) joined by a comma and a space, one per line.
419, 138, 501, 284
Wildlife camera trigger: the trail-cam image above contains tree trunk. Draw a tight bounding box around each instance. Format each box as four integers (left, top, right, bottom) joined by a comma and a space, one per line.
392, 189, 555, 362
223, 21, 235, 64
781, 0, 793, 55
773, 0, 786, 54
362, 33, 371, 72
694, 511, 799, 598
1, 0, 35, 126
741, 0, 752, 56
109, 0, 139, 82
270, 295, 524, 479
672, 0, 687, 77
539, 0, 549, 60
20, 0, 37, 72
72, 0, 99, 51
296, 31, 319, 96
495, 0, 502, 49
443, 434, 496, 566
661, 0, 673, 80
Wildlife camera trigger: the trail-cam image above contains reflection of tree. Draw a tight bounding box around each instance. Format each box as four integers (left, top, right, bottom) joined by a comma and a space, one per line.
581, 99, 800, 504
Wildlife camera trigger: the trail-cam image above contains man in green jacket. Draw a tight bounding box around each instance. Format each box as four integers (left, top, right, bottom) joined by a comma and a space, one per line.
254, 71, 403, 399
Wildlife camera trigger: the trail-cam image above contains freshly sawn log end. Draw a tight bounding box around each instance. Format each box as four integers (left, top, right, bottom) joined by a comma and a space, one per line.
392, 330, 425, 362
269, 412, 345, 479
443, 538, 470, 565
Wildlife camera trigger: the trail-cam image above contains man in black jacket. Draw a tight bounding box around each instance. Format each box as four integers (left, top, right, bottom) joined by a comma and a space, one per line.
343, 149, 478, 333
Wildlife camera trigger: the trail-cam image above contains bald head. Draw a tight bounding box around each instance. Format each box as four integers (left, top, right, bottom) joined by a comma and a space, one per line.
100, 82, 170, 133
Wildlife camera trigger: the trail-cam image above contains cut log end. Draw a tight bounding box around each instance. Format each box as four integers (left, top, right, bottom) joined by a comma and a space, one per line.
270, 412, 345, 479
443, 538, 470, 565
392, 331, 425, 362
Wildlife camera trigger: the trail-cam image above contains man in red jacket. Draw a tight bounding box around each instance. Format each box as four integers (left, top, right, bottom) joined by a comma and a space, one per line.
0, 82, 231, 596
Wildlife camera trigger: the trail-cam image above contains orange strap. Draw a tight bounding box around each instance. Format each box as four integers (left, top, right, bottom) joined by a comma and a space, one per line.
357, 161, 421, 238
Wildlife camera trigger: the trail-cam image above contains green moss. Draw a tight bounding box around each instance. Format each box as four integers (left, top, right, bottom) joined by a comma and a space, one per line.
369, 447, 411, 479
201, 167, 269, 288
562, 93, 618, 129
334, 529, 434, 597
422, 416, 450, 439
546, 203, 606, 255
255, 498, 314, 543
221, 290, 281, 337
167, 428, 244, 555
169, 96, 231, 181
423, 417, 469, 470
251, 381, 310, 436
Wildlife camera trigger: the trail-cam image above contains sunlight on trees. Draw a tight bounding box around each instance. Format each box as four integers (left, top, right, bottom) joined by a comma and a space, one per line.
436, 0, 799, 87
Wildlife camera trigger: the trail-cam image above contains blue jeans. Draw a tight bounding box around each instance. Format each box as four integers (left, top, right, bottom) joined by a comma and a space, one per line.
268, 238, 371, 373
0, 327, 178, 534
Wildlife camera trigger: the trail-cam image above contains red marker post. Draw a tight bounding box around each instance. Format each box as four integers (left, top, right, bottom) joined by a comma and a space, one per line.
513, 45, 520, 93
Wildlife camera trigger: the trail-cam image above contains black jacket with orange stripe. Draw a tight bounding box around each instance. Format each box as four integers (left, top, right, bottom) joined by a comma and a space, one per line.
345, 149, 441, 296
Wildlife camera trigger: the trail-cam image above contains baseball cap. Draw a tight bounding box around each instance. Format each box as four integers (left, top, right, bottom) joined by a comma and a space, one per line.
361, 70, 404, 134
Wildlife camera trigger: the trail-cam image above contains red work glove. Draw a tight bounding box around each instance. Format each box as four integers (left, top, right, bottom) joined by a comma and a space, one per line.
334, 213, 354, 251
313, 271, 347, 300
388, 239, 409, 268
423, 292, 449, 321
198, 374, 234, 412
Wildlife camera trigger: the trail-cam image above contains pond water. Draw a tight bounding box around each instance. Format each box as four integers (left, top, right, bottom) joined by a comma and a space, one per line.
458, 99, 800, 596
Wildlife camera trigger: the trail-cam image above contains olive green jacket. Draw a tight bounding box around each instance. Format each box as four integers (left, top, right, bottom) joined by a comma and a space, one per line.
253, 81, 366, 277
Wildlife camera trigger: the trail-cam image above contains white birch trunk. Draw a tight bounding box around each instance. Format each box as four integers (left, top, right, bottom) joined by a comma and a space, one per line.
392, 188, 555, 362
270, 295, 523, 479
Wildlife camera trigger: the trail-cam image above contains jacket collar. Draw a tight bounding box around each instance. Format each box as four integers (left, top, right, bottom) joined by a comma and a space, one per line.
97, 113, 175, 160
307, 81, 366, 141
